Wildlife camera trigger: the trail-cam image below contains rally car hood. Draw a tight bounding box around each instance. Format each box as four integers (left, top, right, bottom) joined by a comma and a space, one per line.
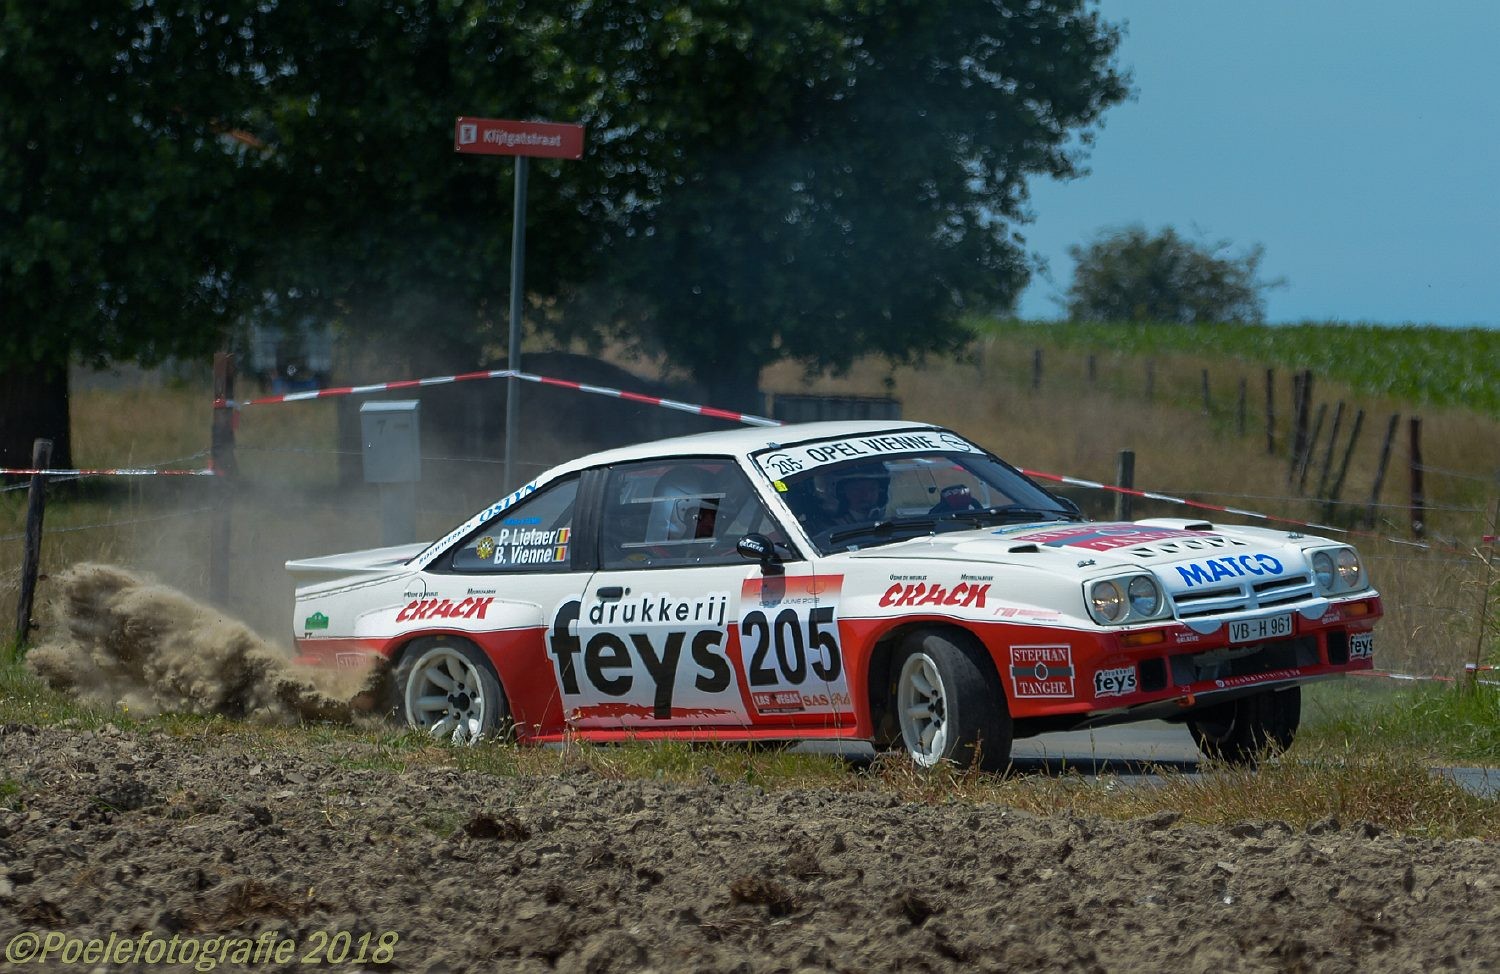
840, 518, 1329, 593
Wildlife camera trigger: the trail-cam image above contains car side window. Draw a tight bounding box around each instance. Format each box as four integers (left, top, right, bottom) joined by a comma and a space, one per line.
451, 477, 580, 573
599, 459, 787, 570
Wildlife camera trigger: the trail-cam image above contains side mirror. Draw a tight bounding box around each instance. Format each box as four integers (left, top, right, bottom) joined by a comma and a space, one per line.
736, 533, 784, 574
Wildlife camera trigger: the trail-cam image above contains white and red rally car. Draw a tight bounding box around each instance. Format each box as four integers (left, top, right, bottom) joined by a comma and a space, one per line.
288, 421, 1381, 769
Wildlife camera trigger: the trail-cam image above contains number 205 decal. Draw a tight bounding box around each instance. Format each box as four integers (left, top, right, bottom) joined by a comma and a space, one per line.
740, 606, 842, 686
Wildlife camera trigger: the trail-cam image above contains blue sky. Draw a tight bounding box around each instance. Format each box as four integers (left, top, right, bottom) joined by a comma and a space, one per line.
1014, 0, 1499, 327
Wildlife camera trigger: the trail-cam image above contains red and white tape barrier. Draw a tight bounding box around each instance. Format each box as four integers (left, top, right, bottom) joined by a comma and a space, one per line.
1022, 469, 1496, 554
0, 465, 216, 477
11, 364, 1489, 552
233, 368, 780, 428
1019, 469, 1348, 534
1354, 667, 1500, 688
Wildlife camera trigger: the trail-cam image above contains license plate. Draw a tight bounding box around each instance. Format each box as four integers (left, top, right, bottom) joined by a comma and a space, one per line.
1228, 613, 1292, 644
1349, 632, 1374, 660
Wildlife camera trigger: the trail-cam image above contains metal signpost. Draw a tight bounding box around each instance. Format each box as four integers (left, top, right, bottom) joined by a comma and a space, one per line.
454, 116, 586, 490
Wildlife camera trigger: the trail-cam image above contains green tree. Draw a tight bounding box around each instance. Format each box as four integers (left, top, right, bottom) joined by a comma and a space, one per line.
1064, 224, 1276, 324
572, 1, 1131, 408
2, 0, 1129, 468
0, 0, 269, 469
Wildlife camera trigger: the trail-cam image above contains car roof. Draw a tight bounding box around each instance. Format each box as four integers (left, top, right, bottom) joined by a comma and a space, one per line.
546, 420, 946, 477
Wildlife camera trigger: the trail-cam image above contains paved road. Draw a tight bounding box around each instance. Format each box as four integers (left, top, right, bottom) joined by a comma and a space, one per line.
804, 720, 1500, 798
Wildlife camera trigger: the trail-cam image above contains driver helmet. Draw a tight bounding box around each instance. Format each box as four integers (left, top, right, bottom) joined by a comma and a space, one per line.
832, 466, 890, 519
649, 466, 722, 542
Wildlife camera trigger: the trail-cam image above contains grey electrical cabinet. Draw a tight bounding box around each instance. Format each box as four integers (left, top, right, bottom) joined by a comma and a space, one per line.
360, 400, 421, 484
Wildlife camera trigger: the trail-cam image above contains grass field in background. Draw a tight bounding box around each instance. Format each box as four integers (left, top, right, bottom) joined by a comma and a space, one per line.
1, 651, 1494, 837
2, 319, 1497, 684
971, 319, 1500, 415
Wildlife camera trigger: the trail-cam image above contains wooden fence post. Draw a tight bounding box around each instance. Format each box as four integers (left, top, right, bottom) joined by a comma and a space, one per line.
1288, 370, 1312, 485
1325, 408, 1364, 521
1314, 401, 1345, 500
1200, 370, 1211, 417
1145, 361, 1155, 401
211, 352, 237, 604
1114, 450, 1135, 522
1237, 377, 1247, 437
13, 438, 52, 647
1286, 371, 1303, 478
1297, 402, 1326, 496
1364, 413, 1400, 528
1264, 368, 1276, 454
1086, 354, 1097, 386
1031, 349, 1043, 391
1409, 416, 1425, 539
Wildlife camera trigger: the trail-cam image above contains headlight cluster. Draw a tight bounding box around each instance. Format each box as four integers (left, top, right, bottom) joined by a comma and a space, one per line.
1310, 546, 1366, 594
1086, 575, 1167, 625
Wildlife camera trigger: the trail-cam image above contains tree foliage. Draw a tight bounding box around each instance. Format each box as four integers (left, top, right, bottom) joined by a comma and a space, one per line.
577, 2, 1130, 404
1065, 225, 1275, 324
1, 0, 1130, 465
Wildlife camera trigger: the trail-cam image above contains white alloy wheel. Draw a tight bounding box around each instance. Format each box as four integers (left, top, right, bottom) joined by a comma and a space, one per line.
401, 643, 501, 745
897, 651, 951, 767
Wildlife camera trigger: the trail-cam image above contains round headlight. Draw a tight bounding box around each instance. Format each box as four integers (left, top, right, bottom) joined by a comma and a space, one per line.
1311, 551, 1335, 591
1127, 576, 1161, 617
1090, 579, 1127, 623
1336, 548, 1362, 588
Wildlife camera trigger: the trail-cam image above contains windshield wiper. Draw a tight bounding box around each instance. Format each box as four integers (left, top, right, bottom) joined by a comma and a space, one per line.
937, 505, 1084, 527
827, 516, 937, 546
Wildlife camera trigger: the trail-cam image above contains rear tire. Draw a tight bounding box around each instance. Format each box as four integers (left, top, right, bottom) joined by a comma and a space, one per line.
392, 637, 509, 745
1187, 686, 1300, 766
892, 630, 1012, 772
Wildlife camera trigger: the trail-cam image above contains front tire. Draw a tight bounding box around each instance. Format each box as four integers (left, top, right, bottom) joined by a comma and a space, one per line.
1187, 686, 1300, 766
393, 638, 509, 745
893, 630, 1012, 772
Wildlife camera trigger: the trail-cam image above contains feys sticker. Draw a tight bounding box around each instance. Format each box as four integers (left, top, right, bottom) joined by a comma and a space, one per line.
1093, 665, 1137, 698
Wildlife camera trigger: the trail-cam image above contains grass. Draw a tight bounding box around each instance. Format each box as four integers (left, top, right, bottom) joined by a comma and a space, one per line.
970, 318, 1500, 415
3, 648, 1495, 837
1302, 677, 1500, 763
1, 323, 1496, 837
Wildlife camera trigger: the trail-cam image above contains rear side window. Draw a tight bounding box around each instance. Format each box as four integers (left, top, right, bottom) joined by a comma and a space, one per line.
597, 459, 788, 570
451, 477, 580, 573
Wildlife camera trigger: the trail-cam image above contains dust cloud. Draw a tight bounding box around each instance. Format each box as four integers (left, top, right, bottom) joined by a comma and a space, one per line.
27, 563, 386, 724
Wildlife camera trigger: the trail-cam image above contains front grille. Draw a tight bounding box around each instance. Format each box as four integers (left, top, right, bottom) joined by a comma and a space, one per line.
1168, 573, 1315, 619
1168, 636, 1318, 687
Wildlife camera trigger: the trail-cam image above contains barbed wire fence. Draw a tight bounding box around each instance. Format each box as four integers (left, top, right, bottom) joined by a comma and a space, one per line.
4, 354, 1496, 679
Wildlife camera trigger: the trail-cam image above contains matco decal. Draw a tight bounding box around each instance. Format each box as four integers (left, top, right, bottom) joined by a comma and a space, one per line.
1175, 554, 1284, 587
1093, 665, 1137, 698
396, 597, 494, 622
878, 581, 989, 609
1009, 646, 1075, 698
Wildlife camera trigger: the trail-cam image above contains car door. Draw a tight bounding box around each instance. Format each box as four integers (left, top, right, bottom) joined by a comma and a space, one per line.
559, 457, 850, 733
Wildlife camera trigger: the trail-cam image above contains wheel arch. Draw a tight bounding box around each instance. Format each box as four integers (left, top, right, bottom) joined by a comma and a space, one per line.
386, 631, 508, 703
864, 620, 1008, 746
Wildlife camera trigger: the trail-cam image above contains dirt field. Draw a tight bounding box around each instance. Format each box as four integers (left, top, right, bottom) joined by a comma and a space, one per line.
5, 565, 1500, 972
1, 721, 1497, 974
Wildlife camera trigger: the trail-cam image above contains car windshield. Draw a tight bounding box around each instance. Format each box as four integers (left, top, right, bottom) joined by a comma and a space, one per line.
764, 442, 1081, 554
